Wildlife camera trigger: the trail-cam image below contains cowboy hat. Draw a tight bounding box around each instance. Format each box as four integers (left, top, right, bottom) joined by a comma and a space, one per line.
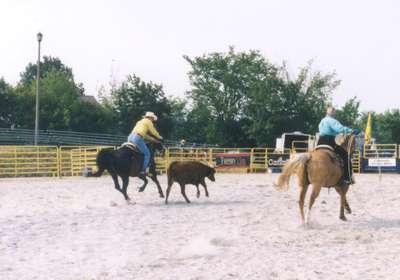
144, 111, 158, 121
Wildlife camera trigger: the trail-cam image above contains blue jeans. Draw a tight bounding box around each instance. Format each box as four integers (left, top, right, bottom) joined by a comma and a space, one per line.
127, 133, 150, 172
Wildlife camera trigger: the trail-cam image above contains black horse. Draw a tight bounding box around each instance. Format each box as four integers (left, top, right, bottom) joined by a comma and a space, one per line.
92, 142, 165, 202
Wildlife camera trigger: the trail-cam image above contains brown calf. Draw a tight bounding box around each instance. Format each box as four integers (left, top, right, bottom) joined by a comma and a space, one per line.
165, 161, 216, 204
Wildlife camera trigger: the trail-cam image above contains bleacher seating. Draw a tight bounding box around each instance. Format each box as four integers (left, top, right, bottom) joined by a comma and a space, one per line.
0, 128, 216, 147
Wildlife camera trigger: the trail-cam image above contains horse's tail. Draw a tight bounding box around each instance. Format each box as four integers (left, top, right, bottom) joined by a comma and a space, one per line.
91, 149, 114, 177
275, 153, 310, 191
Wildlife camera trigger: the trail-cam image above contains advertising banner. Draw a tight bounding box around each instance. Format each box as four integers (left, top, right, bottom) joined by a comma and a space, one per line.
267, 154, 290, 167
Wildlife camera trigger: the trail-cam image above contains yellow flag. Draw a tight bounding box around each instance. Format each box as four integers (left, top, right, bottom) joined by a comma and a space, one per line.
365, 112, 372, 144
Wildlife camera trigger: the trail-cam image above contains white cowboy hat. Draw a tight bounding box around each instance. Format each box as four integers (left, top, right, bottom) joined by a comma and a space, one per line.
144, 111, 158, 121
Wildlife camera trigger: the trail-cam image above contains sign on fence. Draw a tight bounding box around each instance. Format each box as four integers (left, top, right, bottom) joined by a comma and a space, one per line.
215, 153, 250, 166
362, 158, 400, 172
368, 158, 396, 167
267, 154, 290, 167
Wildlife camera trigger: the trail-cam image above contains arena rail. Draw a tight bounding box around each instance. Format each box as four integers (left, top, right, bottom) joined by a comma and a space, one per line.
291, 140, 310, 153
0, 145, 392, 178
363, 144, 398, 159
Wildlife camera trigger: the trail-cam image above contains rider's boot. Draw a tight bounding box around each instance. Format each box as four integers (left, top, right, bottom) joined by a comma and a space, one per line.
139, 167, 154, 177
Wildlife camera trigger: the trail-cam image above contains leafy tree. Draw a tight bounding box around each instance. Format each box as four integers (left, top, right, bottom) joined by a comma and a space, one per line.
185, 48, 340, 146
335, 97, 360, 127
166, 97, 188, 140
376, 110, 400, 143
13, 58, 114, 132
12, 83, 35, 129
0, 78, 17, 127
20, 56, 75, 87
282, 63, 339, 132
245, 65, 339, 146
107, 74, 173, 136
69, 100, 115, 133
184, 47, 273, 146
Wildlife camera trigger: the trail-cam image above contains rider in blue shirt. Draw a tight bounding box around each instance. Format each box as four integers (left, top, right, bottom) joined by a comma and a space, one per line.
317, 106, 355, 184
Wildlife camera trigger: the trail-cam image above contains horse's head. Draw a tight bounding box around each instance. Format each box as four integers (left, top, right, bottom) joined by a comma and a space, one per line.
207, 165, 216, 182
149, 141, 166, 156
336, 133, 356, 154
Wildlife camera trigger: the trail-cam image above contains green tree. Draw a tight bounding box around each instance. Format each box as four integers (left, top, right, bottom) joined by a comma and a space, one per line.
14, 70, 83, 130
20, 56, 74, 87
335, 97, 360, 127
184, 49, 340, 146
184, 47, 272, 146
40, 70, 82, 129
69, 100, 115, 133
13, 58, 115, 133
0, 78, 17, 127
245, 64, 339, 146
107, 74, 173, 136
376, 110, 400, 143
166, 97, 188, 140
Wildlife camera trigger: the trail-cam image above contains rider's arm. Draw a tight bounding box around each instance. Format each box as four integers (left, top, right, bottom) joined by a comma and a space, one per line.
145, 134, 161, 143
145, 119, 162, 140
329, 118, 352, 134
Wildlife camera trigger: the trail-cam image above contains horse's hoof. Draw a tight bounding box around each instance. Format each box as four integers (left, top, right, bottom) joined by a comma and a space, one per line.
196, 193, 200, 199
159, 194, 165, 198
126, 199, 135, 205
340, 216, 347, 221
345, 209, 352, 214
138, 187, 145, 192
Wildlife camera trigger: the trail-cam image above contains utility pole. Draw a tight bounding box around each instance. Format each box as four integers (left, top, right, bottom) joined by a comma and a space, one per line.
34, 32, 43, 145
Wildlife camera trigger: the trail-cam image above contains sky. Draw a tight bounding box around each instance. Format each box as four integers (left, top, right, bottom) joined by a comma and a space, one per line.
1, 0, 399, 112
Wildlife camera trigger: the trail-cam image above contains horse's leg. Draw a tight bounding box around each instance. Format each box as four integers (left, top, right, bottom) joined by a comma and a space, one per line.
334, 186, 347, 221
149, 174, 165, 198
165, 181, 173, 205
138, 174, 148, 192
306, 185, 322, 224
195, 184, 200, 198
110, 172, 122, 192
200, 179, 209, 197
342, 184, 352, 214
180, 183, 191, 203
298, 183, 309, 225
121, 175, 131, 201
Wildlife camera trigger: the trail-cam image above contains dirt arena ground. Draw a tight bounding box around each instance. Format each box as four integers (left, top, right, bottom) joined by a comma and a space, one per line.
1, 173, 400, 280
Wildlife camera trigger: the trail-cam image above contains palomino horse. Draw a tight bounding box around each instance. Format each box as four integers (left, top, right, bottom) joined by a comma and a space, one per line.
275, 134, 356, 224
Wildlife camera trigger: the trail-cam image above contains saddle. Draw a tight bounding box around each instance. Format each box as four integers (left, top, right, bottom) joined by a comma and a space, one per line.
121, 142, 142, 154
121, 142, 154, 174
315, 144, 334, 152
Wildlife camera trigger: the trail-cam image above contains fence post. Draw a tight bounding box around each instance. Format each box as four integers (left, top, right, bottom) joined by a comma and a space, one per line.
56, 146, 60, 178
14, 147, 17, 177
36, 146, 39, 176
165, 148, 170, 171
264, 148, 268, 171
250, 148, 254, 173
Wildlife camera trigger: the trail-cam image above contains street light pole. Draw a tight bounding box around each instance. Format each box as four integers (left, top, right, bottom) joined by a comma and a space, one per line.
34, 32, 43, 145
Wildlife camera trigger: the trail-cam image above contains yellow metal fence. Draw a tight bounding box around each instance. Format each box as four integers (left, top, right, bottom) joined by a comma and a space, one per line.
363, 144, 398, 158
0, 145, 397, 178
0, 146, 59, 177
